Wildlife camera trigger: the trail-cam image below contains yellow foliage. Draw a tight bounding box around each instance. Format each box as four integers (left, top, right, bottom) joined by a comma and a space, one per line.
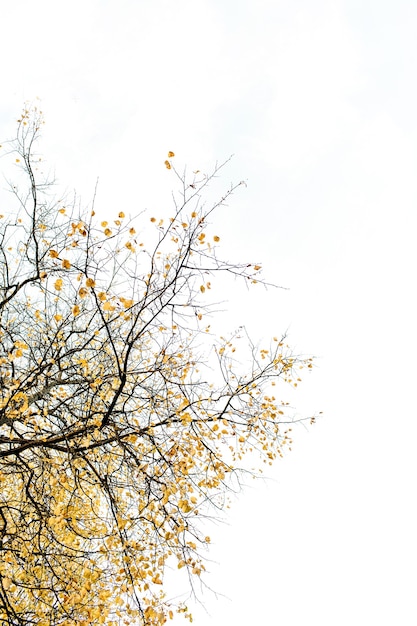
0, 108, 314, 626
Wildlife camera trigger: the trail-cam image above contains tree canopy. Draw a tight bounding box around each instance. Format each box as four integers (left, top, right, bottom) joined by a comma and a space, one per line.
0, 106, 313, 626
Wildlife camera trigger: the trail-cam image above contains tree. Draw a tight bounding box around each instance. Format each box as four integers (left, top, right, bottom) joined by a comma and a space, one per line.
0, 105, 313, 626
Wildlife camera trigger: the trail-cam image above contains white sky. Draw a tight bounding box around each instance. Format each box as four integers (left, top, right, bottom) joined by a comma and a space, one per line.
1, 0, 417, 623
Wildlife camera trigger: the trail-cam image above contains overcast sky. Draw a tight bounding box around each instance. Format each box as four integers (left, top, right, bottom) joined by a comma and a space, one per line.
1, 1, 417, 624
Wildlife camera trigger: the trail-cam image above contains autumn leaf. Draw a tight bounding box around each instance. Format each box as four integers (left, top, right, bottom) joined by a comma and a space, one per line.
103, 300, 115, 311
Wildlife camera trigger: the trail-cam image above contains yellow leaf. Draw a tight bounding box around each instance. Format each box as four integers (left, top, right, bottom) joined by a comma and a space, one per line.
103, 301, 115, 311
179, 499, 192, 512
49, 250, 59, 258
118, 211, 125, 218
99, 589, 112, 601
79, 287, 88, 299
54, 278, 63, 291
72, 305, 80, 316
164, 160, 171, 169
104, 228, 112, 236
62, 259, 71, 269
253, 265, 261, 271
213, 235, 220, 242
59, 208, 66, 214
86, 277, 95, 288
98, 292, 107, 301
168, 151, 175, 157
200, 285, 205, 293
54, 314, 62, 322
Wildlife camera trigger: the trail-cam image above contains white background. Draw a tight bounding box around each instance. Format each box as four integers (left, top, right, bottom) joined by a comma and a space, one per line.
1, 1, 417, 623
